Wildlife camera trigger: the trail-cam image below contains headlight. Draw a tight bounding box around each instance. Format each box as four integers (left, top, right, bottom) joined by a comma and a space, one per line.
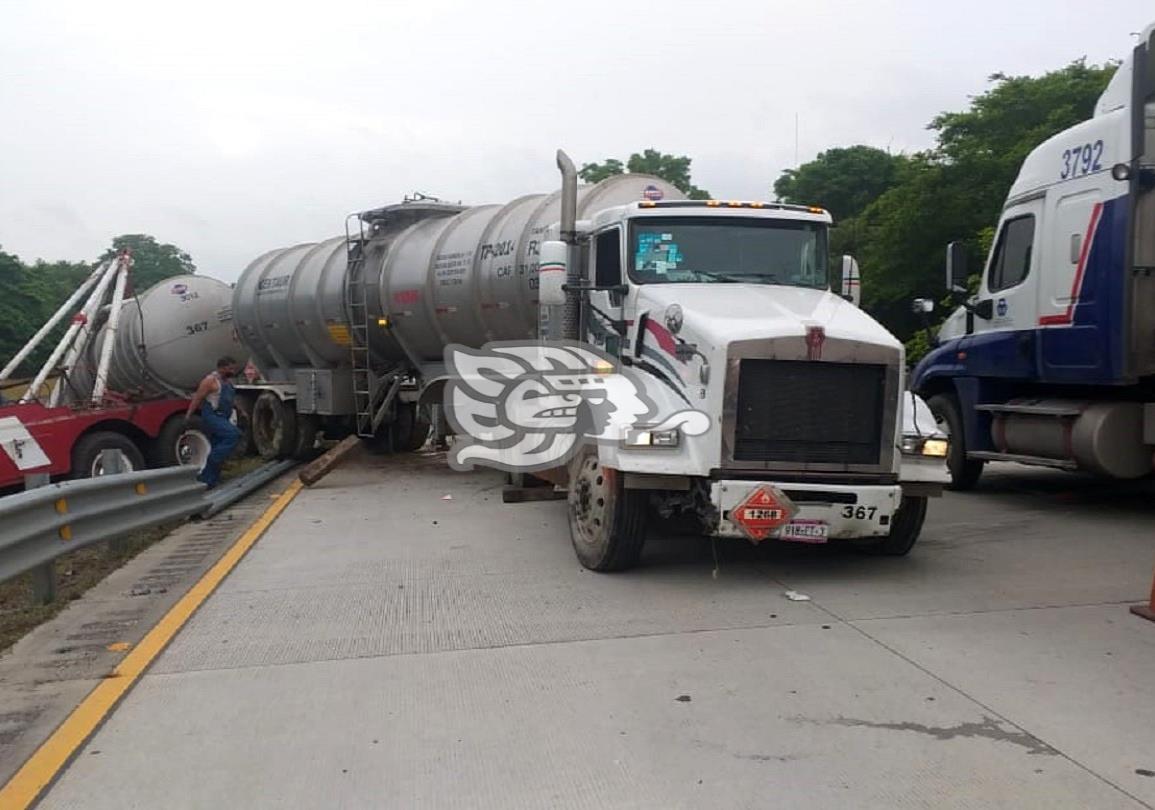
901, 435, 948, 457
922, 438, 949, 457
623, 427, 680, 448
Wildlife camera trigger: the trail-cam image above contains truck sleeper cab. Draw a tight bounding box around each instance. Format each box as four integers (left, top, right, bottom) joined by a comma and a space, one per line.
913, 23, 1155, 489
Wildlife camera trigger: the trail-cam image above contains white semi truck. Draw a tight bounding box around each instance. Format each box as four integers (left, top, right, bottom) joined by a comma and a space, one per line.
914, 21, 1155, 488
234, 159, 948, 570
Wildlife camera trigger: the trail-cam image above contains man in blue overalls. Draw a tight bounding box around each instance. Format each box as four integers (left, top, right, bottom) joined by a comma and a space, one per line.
186, 356, 243, 488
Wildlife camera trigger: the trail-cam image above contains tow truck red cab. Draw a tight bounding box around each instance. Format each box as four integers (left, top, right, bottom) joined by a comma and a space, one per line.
0, 397, 206, 492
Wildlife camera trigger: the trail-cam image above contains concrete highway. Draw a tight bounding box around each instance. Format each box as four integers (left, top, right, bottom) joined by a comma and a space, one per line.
10, 451, 1155, 808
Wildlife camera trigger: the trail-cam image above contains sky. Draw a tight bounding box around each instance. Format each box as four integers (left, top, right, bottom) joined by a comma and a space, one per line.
1, 0, 1151, 281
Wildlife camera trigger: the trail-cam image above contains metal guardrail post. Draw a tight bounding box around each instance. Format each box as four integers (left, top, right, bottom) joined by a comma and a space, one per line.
23, 472, 55, 605
101, 450, 129, 558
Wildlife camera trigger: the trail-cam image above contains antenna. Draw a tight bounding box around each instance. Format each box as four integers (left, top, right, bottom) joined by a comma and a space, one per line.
794, 113, 799, 167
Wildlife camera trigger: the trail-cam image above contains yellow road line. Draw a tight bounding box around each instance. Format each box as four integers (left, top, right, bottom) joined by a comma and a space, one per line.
0, 478, 305, 809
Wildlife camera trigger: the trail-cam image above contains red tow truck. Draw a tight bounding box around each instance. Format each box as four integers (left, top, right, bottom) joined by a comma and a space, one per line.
0, 397, 196, 489
0, 253, 211, 491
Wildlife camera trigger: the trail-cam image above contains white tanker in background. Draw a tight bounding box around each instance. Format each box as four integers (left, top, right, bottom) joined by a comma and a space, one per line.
64, 274, 237, 403
0, 268, 238, 487
233, 157, 949, 571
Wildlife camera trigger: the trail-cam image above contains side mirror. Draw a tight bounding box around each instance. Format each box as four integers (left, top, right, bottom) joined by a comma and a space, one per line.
538, 240, 568, 307
1145, 29, 1155, 101
972, 298, 994, 320
946, 241, 968, 292
912, 298, 934, 314
840, 255, 861, 306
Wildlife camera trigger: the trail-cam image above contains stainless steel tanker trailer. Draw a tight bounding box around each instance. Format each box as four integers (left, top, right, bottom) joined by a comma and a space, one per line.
233, 151, 949, 570
232, 171, 681, 458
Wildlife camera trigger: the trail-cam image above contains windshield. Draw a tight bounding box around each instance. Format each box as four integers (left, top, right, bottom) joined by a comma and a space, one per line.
628, 216, 828, 288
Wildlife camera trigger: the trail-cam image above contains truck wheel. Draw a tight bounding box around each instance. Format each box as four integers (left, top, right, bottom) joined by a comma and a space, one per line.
567, 449, 647, 571
235, 394, 258, 457
151, 415, 212, 471
927, 393, 984, 490
291, 414, 320, 460
855, 496, 927, 556
391, 404, 430, 453
71, 431, 146, 479
252, 391, 298, 460
361, 427, 392, 455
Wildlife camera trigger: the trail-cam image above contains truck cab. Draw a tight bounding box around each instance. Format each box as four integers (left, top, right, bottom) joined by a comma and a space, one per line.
537, 190, 948, 570
913, 22, 1155, 488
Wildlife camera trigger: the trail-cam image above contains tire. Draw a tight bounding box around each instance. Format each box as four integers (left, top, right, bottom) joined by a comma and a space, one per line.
251, 391, 298, 460
235, 394, 258, 457
150, 415, 212, 471
361, 428, 392, 455
567, 449, 647, 571
70, 431, 146, 479
927, 393, 984, 490
855, 496, 927, 556
291, 413, 320, 460
391, 404, 430, 453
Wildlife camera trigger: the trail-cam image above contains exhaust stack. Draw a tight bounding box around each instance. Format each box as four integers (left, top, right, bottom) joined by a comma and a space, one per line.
556, 149, 580, 340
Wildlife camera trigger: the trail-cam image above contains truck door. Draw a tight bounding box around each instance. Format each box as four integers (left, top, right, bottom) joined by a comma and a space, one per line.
968, 199, 1043, 377
586, 227, 627, 357
1037, 188, 1108, 379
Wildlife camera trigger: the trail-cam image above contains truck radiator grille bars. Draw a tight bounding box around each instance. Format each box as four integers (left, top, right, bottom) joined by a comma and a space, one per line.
732, 359, 886, 466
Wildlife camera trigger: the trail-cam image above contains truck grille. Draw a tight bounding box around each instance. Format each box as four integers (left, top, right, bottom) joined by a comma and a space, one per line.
733, 359, 886, 466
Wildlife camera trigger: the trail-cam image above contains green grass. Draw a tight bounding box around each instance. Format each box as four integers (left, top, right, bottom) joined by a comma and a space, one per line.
0, 523, 174, 653
222, 454, 266, 480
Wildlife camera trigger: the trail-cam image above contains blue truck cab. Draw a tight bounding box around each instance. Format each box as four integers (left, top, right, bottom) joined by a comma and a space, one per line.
912, 22, 1155, 488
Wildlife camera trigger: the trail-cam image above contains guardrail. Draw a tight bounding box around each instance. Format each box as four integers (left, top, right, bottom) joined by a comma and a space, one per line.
1, 463, 204, 603
200, 459, 297, 518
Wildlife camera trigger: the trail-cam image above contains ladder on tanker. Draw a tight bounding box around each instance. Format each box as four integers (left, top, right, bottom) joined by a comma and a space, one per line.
345, 215, 375, 437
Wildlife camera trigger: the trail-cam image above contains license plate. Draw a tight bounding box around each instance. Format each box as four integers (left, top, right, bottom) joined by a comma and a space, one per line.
778, 521, 829, 544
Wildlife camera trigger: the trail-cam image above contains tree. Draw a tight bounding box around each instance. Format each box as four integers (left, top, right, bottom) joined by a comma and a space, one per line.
0, 235, 198, 379
577, 158, 624, 185
772, 60, 1116, 341
773, 145, 909, 223
863, 60, 1115, 339
579, 149, 711, 199
0, 248, 92, 379
101, 234, 195, 292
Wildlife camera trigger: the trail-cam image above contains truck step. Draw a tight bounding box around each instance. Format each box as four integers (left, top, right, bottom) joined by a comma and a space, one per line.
967, 450, 1078, 470
974, 403, 1082, 417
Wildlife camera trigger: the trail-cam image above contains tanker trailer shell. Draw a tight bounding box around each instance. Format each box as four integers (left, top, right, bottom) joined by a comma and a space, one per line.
377, 174, 683, 365
232, 174, 684, 380
232, 237, 354, 381
74, 275, 238, 399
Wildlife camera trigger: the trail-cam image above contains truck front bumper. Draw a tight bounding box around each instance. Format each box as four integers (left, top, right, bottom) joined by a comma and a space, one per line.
711, 480, 901, 541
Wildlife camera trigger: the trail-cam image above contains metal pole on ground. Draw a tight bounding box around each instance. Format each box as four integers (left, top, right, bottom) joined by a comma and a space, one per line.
100, 449, 130, 557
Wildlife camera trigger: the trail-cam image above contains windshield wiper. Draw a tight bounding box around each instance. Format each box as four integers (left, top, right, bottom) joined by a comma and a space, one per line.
693, 271, 778, 284
692, 270, 746, 283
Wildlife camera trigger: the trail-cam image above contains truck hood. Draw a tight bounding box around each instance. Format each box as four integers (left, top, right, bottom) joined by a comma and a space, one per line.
635, 284, 902, 351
